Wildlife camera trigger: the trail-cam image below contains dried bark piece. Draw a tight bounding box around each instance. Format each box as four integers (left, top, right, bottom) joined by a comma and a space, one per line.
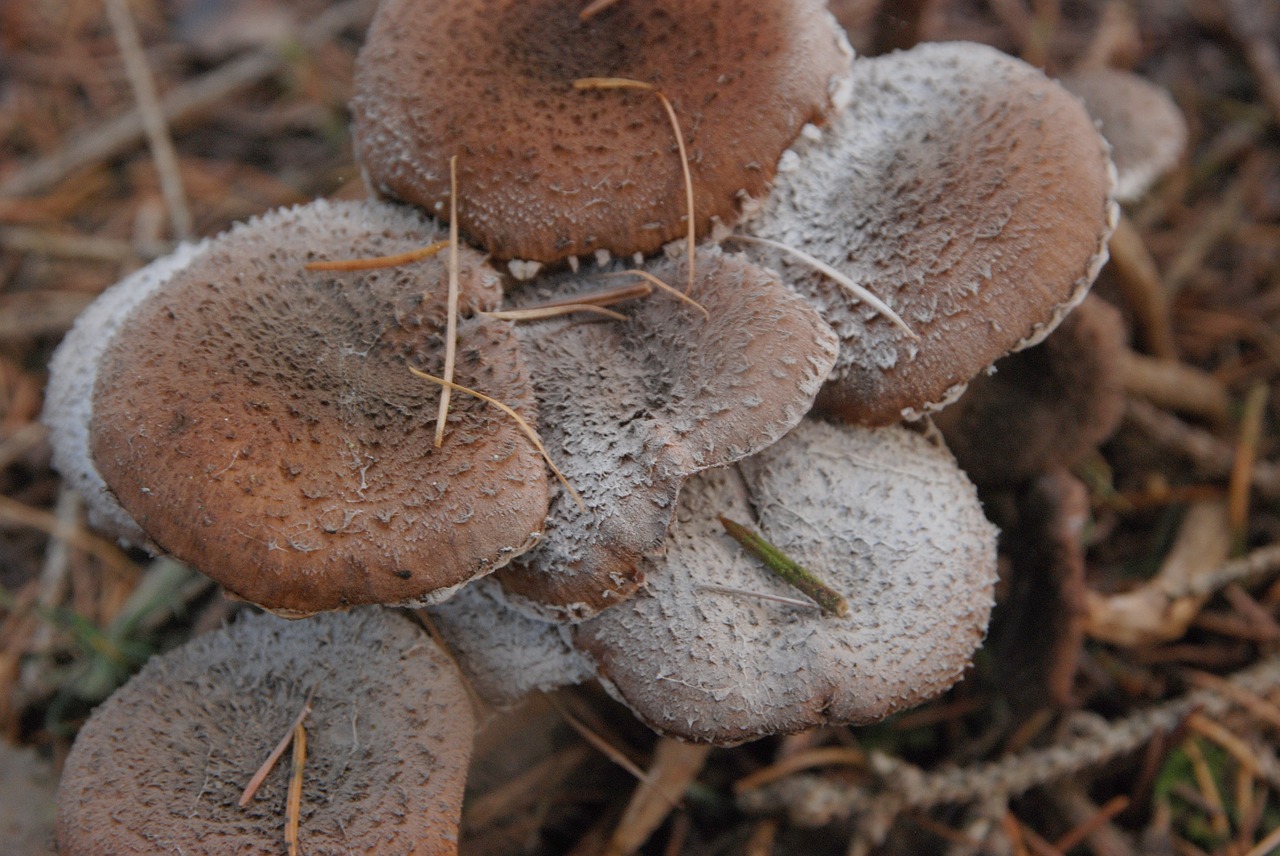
48, 200, 550, 615
351, 0, 852, 264
57, 608, 474, 856
425, 576, 593, 709
934, 294, 1128, 488
746, 41, 1117, 426
496, 247, 839, 621
573, 419, 998, 745
1060, 68, 1188, 203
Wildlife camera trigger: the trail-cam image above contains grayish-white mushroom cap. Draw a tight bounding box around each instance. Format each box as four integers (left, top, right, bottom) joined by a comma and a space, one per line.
572, 419, 998, 745
496, 246, 839, 621
57, 608, 475, 855
745, 41, 1118, 426
1061, 68, 1188, 204
425, 575, 592, 709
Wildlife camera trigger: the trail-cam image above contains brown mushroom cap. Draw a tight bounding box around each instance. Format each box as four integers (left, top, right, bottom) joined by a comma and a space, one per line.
426, 575, 593, 709
934, 293, 1128, 488
745, 41, 1117, 426
1060, 68, 1187, 204
57, 608, 475, 856
81, 200, 549, 614
572, 419, 998, 745
495, 246, 839, 621
351, 0, 852, 264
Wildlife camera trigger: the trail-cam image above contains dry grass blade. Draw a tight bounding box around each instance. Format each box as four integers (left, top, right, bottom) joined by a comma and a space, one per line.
573, 77, 696, 293
1229, 383, 1270, 544
303, 240, 448, 272
695, 583, 822, 613
606, 737, 711, 856
483, 304, 628, 322
579, 0, 623, 21
239, 684, 317, 807
727, 234, 917, 338
407, 367, 586, 512
604, 270, 709, 318
435, 155, 462, 448
285, 722, 306, 856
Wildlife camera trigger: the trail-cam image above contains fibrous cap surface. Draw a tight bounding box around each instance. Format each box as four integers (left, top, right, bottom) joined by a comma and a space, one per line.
747, 41, 1117, 425
573, 419, 998, 745
497, 246, 839, 621
57, 608, 474, 856
87, 200, 549, 614
351, 0, 852, 263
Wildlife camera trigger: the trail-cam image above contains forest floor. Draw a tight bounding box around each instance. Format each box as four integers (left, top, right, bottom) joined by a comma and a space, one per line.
3, 1, 1280, 854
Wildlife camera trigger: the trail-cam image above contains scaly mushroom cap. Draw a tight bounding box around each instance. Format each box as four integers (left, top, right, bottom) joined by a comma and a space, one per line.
496, 246, 839, 621
934, 293, 1128, 488
426, 575, 593, 709
68, 200, 549, 615
351, 0, 852, 264
572, 419, 998, 745
746, 41, 1117, 426
1060, 68, 1187, 204
57, 608, 474, 856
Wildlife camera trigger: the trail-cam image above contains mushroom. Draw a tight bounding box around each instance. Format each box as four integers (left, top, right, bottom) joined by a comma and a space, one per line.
57, 607, 475, 855
742, 40, 1117, 426
425, 575, 593, 710
933, 293, 1129, 488
1059, 68, 1188, 204
494, 245, 840, 621
572, 418, 998, 745
350, 0, 853, 264
43, 199, 550, 615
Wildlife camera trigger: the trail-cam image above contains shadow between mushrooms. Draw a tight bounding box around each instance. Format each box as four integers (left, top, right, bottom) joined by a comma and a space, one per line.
743, 40, 1117, 426
44, 200, 550, 615
57, 608, 474, 856
572, 418, 998, 745
495, 246, 840, 621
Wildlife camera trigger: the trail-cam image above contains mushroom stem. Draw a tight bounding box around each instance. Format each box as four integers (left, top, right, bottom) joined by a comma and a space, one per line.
728, 234, 917, 339
303, 240, 448, 272
408, 366, 586, 512
717, 515, 849, 617
435, 155, 462, 448
574, 77, 696, 294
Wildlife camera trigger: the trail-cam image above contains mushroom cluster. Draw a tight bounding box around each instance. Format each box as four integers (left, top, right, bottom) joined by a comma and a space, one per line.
46, 2, 1123, 852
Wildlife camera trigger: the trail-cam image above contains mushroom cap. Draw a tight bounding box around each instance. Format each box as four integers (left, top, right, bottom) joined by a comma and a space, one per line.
425, 575, 593, 709
75, 200, 549, 614
934, 293, 1128, 488
572, 419, 998, 745
1060, 68, 1187, 204
495, 246, 839, 621
57, 608, 475, 856
351, 0, 852, 264
745, 41, 1117, 426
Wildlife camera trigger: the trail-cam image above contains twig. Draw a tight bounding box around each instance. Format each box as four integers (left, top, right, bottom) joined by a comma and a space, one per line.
434, 155, 460, 448
239, 684, 318, 807
718, 516, 849, 617
104, 0, 192, 239
0, 0, 376, 198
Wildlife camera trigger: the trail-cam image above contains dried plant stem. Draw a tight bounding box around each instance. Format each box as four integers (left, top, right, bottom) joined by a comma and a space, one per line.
727, 234, 917, 338
103, 0, 192, 238
573, 78, 696, 293
407, 367, 585, 512
304, 240, 447, 272
738, 654, 1280, 842
239, 685, 317, 807
285, 722, 306, 856
485, 304, 628, 322
1, 0, 376, 199
607, 738, 711, 856
579, 0, 623, 20
718, 516, 849, 617
607, 270, 709, 318
1121, 350, 1231, 425
1229, 383, 1270, 542
695, 583, 822, 613
0, 493, 137, 581
435, 156, 462, 448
